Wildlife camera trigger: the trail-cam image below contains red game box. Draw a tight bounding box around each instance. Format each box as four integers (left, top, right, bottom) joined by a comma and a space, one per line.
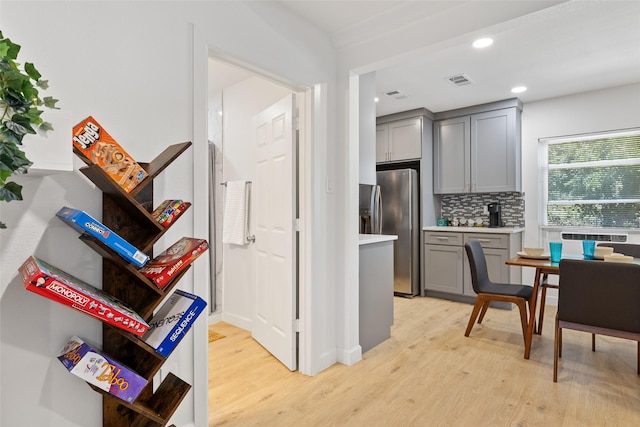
72, 116, 148, 193
139, 237, 209, 289
19, 256, 149, 336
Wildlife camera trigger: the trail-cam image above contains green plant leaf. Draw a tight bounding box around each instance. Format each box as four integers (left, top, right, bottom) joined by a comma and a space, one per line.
39, 121, 54, 133
0, 38, 21, 61
36, 79, 49, 90
0, 180, 24, 202
0, 42, 9, 58
43, 96, 59, 109
3, 87, 32, 112
0, 127, 23, 146
24, 62, 41, 81
7, 115, 36, 135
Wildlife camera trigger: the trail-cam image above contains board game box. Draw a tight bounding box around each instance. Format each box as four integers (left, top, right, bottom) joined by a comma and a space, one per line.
58, 336, 148, 403
139, 237, 209, 289
56, 206, 149, 267
72, 116, 148, 193
19, 256, 149, 336
151, 199, 188, 227
141, 290, 207, 357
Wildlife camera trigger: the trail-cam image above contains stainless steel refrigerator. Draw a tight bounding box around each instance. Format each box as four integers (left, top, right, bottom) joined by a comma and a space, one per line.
377, 169, 419, 296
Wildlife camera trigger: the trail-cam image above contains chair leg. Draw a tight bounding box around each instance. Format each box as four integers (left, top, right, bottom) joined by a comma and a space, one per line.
465, 296, 486, 337
537, 286, 547, 335
637, 341, 639, 375
478, 300, 491, 324
527, 298, 537, 335
514, 299, 528, 345
592, 334, 596, 352
558, 327, 563, 358
554, 315, 560, 382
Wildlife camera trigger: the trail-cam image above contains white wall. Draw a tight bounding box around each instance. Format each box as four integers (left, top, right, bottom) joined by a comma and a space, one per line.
359, 72, 377, 184
219, 76, 291, 329
0, 2, 337, 426
519, 82, 640, 288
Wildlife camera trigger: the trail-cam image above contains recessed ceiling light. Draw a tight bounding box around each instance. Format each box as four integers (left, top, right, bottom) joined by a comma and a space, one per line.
511, 86, 527, 94
472, 38, 493, 48
374, 97, 379, 103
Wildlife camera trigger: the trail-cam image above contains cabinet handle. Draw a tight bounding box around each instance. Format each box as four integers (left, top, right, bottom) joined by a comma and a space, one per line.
476, 239, 491, 243
436, 237, 449, 241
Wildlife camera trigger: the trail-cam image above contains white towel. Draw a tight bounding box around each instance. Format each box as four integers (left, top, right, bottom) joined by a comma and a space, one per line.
222, 180, 249, 245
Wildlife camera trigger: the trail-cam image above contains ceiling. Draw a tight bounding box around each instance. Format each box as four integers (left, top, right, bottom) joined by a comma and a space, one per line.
277, 0, 640, 116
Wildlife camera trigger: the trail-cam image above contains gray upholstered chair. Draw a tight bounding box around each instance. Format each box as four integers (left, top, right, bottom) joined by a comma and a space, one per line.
464, 240, 534, 345
554, 259, 640, 382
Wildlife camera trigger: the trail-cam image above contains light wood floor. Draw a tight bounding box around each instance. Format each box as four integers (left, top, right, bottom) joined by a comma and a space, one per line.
209, 297, 640, 426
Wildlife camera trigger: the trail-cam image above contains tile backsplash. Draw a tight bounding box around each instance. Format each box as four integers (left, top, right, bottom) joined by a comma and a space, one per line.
440, 192, 525, 227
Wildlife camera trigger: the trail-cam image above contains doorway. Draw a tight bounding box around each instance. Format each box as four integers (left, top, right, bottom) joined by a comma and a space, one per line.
207, 56, 302, 370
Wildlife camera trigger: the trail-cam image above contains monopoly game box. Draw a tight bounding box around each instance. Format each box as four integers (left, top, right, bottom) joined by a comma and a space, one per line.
19, 256, 149, 336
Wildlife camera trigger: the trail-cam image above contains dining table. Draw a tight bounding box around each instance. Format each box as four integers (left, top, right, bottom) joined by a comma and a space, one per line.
505, 253, 640, 359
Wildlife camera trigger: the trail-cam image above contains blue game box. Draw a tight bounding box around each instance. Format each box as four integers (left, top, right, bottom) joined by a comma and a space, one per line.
141, 290, 207, 357
56, 207, 149, 267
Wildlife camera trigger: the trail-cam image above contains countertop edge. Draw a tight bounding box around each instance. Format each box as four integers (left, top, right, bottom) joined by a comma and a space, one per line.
422, 226, 525, 234
359, 234, 398, 245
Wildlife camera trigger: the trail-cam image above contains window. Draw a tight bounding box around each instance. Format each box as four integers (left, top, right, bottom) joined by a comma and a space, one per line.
539, 129, 640, 229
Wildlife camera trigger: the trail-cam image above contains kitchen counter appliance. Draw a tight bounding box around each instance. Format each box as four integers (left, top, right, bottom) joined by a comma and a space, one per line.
488, 202, 502, 227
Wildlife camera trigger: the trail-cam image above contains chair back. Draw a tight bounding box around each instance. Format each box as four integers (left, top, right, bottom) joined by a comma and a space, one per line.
465, 240, 490, 294
558, 259, 640, 333
597, 243, 640, 258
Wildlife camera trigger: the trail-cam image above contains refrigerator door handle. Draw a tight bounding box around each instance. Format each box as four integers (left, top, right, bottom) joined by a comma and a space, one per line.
371, 185, 383, 234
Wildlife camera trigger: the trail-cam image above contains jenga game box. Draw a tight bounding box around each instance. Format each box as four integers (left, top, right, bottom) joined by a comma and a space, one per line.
139, 237, 209, 289
58, 336, 148, 402
19, 256, 149, 336
72, 116, 148, 193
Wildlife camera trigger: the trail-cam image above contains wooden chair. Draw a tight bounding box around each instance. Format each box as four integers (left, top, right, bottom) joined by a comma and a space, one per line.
464, 240, 534, 345
554, 259, 640, 382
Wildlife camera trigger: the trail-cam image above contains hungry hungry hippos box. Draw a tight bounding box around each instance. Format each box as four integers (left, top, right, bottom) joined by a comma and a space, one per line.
72, 116, 148, 193
58, 336, 148, 402
19, 256, 149, 336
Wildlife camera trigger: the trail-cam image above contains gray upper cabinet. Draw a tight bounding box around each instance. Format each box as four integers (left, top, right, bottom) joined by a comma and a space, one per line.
376, 117, 422, 163
433, 99, 522, 194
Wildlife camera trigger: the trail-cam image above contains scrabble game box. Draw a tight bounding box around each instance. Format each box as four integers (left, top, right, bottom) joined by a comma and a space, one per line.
139, 237, 209, 289
19, 256, 149, 336
141, 290, 207, 357
56, 207, 149, 267
72, 116, 148, 193
58, 336, 147, 403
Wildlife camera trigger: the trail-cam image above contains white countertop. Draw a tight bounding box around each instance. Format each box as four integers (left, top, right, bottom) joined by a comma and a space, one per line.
423, 226, 524, 234
359, 234, 398, 245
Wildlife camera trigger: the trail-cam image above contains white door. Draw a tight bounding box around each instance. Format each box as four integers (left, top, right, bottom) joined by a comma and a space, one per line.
252, 94, 297, 371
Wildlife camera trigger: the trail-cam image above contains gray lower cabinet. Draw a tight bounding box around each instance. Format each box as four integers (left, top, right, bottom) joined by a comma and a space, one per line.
359, 239, 394, 353
423, 230, 522, 302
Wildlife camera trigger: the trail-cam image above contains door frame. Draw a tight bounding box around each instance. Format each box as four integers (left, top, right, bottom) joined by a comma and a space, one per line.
190, 22, 319, 426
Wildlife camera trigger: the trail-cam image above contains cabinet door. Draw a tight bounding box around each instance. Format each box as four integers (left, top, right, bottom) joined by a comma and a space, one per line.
471, 108, 519, 192
433, 116, 470, 194
424, 244, 464, 294
388, 117, 422, 162
463, 247, 509, 297
376, 124, 389, 163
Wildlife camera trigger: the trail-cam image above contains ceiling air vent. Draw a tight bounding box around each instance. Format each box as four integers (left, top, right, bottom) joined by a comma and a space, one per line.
384, 90, 408, 100
446, 73, 474, 87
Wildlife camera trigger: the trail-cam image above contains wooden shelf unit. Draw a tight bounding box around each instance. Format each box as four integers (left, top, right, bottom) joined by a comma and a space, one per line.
72, 141, 193, 427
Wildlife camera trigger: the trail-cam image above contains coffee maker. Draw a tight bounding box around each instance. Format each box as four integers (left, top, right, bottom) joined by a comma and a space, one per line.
488, 202, 502, 228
